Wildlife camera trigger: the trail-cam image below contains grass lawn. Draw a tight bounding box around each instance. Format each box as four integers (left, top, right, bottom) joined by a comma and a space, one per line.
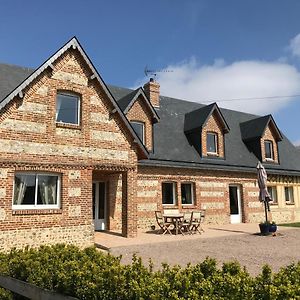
279, 222, 300, 228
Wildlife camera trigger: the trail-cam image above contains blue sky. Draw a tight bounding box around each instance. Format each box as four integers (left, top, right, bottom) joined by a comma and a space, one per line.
1, 0, 300, 144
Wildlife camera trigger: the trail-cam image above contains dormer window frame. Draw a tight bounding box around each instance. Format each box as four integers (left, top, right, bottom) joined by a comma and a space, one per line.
130, 121, 145, 144
206, 132, 218, 155
264, 140, 274, 161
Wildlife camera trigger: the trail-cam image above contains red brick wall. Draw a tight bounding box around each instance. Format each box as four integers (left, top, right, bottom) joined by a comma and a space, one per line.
201, 111, 225, 158
261, 124, 279, 163
0, 47, 139, 250
134, 166, 265, 231
126, 96, 153, 151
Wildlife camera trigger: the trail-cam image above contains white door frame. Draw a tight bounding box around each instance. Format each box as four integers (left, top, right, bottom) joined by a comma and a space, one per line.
229, 185, 242, 224
93, 181, 106, 231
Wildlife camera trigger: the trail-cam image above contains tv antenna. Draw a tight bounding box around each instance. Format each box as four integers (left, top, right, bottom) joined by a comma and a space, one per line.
144, 65, 173, 78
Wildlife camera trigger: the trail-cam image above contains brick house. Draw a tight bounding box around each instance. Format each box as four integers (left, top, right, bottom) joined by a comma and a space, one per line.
0, 37, 300, 251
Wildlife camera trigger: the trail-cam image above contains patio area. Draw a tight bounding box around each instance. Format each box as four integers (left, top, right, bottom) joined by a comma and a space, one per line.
95, 224, 300, 275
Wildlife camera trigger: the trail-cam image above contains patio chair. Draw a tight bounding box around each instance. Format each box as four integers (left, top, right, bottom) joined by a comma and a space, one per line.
200, 209, 206, 233
155, 211, 173, 235
190, 211, 202, 234
178, 212, 193, 235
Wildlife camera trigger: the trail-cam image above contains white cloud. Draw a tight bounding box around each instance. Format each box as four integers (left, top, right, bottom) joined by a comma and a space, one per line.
289, 33, 300, 58
136, 58, 300, 115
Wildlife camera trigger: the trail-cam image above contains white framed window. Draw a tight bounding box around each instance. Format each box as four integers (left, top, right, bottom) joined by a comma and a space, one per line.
13, 173, 61, 209
131, 121, 145, 144
264, 140, 274, 161
56, 92, 80, 125
267, 186, 277, 204
207, 132, 218, 154
181, 183, 194, 205
162, 182, 176, 205
284, 186, 294, 204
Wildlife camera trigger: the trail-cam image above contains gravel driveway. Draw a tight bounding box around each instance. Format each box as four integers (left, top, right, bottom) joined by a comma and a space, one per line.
110, 228, 300, 275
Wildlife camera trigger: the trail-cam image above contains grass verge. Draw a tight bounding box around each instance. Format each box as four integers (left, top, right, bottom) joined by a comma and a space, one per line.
279, 222, 300, 228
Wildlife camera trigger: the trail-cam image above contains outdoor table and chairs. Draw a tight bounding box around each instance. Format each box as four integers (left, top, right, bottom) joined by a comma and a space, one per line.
163, 212, 184, 235
155, 210, 206, 235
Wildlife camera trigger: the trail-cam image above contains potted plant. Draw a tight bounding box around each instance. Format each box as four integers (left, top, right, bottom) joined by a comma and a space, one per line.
268, 221, 277, 235
259, 221, 271, 235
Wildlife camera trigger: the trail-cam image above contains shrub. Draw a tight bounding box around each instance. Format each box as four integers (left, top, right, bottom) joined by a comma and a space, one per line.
0, 244, 299, 299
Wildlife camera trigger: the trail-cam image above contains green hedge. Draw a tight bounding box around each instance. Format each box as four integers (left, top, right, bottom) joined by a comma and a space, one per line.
0, 244, 299, 299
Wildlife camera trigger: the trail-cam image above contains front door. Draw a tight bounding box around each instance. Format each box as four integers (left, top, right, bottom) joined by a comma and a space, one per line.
229, 185, 242, 224
92, 182, 106, 231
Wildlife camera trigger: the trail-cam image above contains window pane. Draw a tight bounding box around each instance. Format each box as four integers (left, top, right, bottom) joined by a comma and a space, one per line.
131, 122, 144, 143
13, 174, 36, 205
265, 141, 273, 159
207, 133, 217, 153
37, 175, 58, 205
229, 186, 239, 214
162, 183, 175, 204
56, 93, 79, 124
267, 186, 277, 203
285, 187, 294, 203
181, 183, 193, 205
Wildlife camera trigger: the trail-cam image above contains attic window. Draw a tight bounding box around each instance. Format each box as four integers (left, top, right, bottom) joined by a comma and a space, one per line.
207, 132, 218, 154
56, 92, 80, 125
264, 140, 274, 160
131, 121, 145, 143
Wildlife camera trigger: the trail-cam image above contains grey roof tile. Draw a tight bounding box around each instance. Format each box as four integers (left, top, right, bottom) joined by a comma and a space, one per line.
240, 115, 282, 141
0, 63, 34, 102
184, 102, 229, 133
117, 88, 139, 111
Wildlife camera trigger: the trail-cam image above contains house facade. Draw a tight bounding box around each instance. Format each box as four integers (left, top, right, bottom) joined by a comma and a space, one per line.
0, 37, 300, 251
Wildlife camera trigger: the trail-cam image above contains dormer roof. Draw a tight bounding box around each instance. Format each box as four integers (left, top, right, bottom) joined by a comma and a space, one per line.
240, 115, 283, 142
117, 87, 159, 123
184, 102, 230, 134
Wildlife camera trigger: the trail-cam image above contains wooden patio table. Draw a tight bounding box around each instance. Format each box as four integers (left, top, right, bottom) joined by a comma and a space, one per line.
163, 213, 184, 235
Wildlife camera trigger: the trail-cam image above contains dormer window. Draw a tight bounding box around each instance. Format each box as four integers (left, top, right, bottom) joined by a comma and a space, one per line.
207, 132, 218, 155
131, 121, 145, 143
264, 140, 274, 160
56, 92, 80, 125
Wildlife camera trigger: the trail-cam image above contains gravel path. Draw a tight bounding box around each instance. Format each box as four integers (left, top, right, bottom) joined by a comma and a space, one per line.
110, 229, 300, 275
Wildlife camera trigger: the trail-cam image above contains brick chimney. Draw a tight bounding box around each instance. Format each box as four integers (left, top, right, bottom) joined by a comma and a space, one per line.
143, 78, 160, 108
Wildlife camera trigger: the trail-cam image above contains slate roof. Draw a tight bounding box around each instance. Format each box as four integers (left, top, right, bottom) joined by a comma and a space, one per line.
184, 102, 229, 133
116, 87, 159, 121
1, 62, 300, 176
240, 115, 283, 141
117, 89, 139, 111
0, 63, 34, 101
109, 86, 300, 176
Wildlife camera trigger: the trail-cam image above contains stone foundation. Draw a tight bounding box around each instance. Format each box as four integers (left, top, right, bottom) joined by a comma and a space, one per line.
0, 224, 94, 252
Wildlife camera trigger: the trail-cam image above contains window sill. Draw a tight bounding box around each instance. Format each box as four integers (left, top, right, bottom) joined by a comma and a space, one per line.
12, 209, 63, 215
207, 152, 219, 157
162, 204, 178, 208
264, 159, 278, 164
286, 203, 295, 206
56, 122, 81, 130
